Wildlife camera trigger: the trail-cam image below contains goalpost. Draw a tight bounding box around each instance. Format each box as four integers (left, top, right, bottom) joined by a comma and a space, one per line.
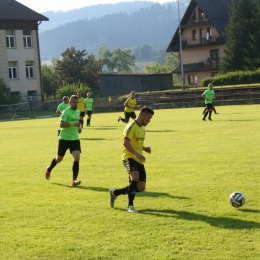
0, 102, 31, 121
32, 99, 62, 118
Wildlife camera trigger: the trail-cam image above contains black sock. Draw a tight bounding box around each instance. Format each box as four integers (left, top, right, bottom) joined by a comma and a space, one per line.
48, 158, 57, 171
209, 111, 212, 119
128, 181, 138, 207
203, 111, 208, 119
121, 118, 126, 123
87, 119, 90, 125
72, 161, 79, 180
203, 108, 207, 114
114, 186, 128, 196
213, 108, 217, 114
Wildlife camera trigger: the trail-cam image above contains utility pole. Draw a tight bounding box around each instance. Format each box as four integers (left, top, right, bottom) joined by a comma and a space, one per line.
178, 0, 185, 90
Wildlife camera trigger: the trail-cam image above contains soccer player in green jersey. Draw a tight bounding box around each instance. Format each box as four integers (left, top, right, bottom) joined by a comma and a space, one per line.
85, 92, 94, 127
110, 106, 154, 213
56, 96, 69, 136
202, 83, 215, 121
118, 91, 141, 123
45, 95, 82, 186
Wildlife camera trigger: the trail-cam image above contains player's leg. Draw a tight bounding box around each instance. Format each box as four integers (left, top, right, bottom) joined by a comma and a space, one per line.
45, 140, 66, 180
87, 111, 92, 126
80, 112, 85, 128
202, 106, 207, 115
130, 112, 137, 120
208, 104, 213, 120
70, 140, 81, 186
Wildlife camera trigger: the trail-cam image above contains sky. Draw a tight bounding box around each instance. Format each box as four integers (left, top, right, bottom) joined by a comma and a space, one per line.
17, 0, 174, 13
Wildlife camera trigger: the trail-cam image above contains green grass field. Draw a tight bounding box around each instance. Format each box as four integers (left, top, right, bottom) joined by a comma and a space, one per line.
1, 105, 260, 260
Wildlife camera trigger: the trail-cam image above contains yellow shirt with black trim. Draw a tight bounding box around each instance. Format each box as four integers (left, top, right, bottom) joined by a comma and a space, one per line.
122, 121, 145, 164
77, 97, 85, 112
124, 97, 137, 113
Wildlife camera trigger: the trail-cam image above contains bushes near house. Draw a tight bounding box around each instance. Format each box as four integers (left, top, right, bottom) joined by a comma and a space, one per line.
202, 69, 260, 86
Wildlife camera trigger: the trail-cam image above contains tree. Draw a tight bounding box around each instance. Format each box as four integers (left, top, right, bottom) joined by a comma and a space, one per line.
55, 47, 102, 96
246, 0, 260, 69
220, 0, 256, 72
143, 54, 179, 85
98, 47, 136, 73
41, 64, 58, 98
0, 78, 20, 105
55, 82, 91, 99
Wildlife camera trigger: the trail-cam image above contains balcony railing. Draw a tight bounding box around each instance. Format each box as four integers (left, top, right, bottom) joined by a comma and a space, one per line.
181, 34, 218, 47
199, 58, 221, 69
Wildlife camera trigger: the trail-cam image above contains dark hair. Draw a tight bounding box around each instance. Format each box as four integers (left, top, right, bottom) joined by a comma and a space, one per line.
140, 106, 154, 115
70, 95, 78, 100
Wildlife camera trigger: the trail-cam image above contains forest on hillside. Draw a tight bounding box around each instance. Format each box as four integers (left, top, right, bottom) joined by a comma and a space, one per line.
39, 1, 189, 62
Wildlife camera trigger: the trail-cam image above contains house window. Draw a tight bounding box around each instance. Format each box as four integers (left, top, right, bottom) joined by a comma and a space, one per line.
192, 30, 197, 41
210, 49, 220, 61
188, 74, 198, 85
26, 62, 35, 78
6, 30, 15, 48
23, 30, 32, 48
9, 62, 18, 79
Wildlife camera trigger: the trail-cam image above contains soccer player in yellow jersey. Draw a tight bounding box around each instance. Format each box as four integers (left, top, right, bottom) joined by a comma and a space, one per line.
77, 91, 86, 128
110, 106, 154, 213
118, 91, 141, 123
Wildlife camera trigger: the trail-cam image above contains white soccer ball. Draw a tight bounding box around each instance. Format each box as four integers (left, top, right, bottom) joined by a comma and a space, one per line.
229, 192, 245, 208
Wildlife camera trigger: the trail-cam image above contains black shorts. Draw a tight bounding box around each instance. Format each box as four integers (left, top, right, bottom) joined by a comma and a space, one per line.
124, 111, 136, 122
206, 103, 213, 109
86, 110, 92, 116
123, 158, 146, 182
80, 112, 85, 117
58, 139, 81, 156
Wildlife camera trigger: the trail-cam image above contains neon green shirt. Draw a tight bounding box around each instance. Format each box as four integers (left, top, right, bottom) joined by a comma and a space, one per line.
60, 107, 80, 140
85, 97, 93, 111
124, 97, 137, 113
122, 121, 145, 164
56, 102, 69, 113
203, 89, 215, 104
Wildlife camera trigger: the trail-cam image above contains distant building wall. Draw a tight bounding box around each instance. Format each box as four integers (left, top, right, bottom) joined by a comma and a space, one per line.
100, 73, 173, 97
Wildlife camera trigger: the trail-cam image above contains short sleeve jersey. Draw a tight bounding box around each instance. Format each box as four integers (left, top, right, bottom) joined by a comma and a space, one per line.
85, 98, 93, 111
60, 107, 80, 140
57, 102, 69, 114
124, 97, 137, 113
122, 121, 145, 164
77, 97, 85, 112
203, 89, 215, 104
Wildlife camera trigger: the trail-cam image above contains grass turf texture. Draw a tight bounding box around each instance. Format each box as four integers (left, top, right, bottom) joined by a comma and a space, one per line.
0, 104, 260, 260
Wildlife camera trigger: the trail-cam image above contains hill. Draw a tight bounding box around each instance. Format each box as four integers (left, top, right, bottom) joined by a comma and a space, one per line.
40, 2, 157, 32
39, 1, 189, 62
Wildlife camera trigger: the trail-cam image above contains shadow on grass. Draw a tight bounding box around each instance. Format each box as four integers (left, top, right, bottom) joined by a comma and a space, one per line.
50, 184, 189, 200
137, 208, 260, 229
88, 127, 119, 130
146, 130, 175, 133
80, 138, 110, 141
138, 191, 190, 200
51, 183, 109, 191
239, 209, 260, 213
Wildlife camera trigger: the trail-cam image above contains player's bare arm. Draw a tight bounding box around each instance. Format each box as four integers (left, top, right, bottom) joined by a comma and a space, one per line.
143, 146, 151, 153
60, 121, 81, 128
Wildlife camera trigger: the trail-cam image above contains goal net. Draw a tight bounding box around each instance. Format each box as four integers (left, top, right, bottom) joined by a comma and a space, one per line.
0, 102, 31, 121
32, 99, 62, 118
